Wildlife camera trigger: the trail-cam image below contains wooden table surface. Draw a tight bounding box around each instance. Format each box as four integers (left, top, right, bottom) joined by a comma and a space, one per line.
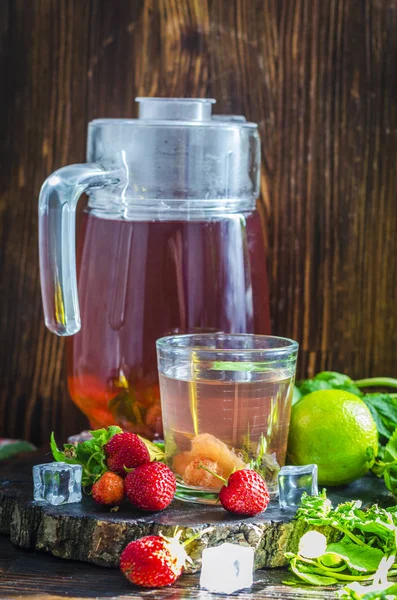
0, 450, 339, 598
0, 449, 340, 600
2, 450, 392, 599
0, 535, 337, 600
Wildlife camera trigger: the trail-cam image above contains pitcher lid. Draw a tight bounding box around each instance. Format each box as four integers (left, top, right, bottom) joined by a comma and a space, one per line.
87, 97, 260, 207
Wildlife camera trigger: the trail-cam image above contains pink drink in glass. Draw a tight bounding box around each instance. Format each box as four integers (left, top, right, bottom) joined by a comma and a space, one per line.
157, 334, 298, 502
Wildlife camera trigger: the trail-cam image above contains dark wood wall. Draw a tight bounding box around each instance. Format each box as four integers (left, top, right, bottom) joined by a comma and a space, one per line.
1, 0, 397, 445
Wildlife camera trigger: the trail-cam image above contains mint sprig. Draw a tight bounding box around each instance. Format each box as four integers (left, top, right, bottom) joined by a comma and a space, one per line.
285, 491, 397, 597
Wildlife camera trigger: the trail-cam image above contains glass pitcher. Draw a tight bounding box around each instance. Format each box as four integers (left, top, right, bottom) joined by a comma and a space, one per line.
39, 98, 270, 439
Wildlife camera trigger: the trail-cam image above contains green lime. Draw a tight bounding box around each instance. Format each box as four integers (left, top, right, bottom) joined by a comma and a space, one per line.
288, 389, 378, 486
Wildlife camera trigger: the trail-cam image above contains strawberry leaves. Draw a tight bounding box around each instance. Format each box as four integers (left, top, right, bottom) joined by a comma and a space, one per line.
137, 436, 165, 462
50, 427, 165, 489
50, 426, 122, 486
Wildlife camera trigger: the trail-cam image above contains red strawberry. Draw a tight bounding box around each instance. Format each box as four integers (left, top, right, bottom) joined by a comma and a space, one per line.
92, 471, 125, 506
219, 469, 270, 516
104, 432, 150, 476
125, 462, 176, 511
120, 534, 188, 587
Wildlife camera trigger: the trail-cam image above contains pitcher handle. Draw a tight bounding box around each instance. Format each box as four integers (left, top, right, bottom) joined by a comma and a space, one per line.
38, 164, 119, 336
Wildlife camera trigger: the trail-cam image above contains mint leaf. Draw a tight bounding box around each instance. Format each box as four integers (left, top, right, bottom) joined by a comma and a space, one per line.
286, 463, 397, 591
363, 394, 397, 445
296, 379, 334, 396
372, 429, 397, 496
211, 361, 280, 372
295, 490, 397, 557
314, 371, 355, 386
364, 402, 392, 443
338, 581, 397, 599
296, 489, 333, 523
294, 571, 339, 586
384, 429, 397, 461
289, 558, 338, 586
296, 371, 362, 398
324, 538, 383, 573
363, 394, 397, 427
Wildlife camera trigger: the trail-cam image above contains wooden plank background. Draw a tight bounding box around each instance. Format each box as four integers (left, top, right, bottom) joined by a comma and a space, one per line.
1, 0, 396, 446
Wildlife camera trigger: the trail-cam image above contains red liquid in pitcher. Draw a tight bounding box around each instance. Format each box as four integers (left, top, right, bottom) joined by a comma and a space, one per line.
67, 210, 270, 439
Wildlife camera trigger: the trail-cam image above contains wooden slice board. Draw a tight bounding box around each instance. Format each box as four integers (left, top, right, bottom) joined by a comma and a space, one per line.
0, 451, 394, 572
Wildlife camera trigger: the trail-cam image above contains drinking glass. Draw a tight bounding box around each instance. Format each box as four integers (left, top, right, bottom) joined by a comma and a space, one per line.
156, 333, 298, 503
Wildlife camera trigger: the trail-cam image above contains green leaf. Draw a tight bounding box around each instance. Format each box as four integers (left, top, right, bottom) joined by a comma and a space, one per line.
292, 386, 302, 405
90, 426, 122, 445
363, 394, 397, 425
107, 425, 123, 438
296, 572, 339, 586
286, 481, 397, 592
50, 427, 122, 488
384, 470, 397, 496
0, 441, 36, 461
338, 581, 397, 599
50, 432, 62, 460
383, 428, 397, 461
363, 394, 397, 445
138, 435, 165, 461
296, 371, 362, 398
248, 433, 280, 488
109, 389, 145, 425
296, 379, 334, 396
365, 446, 376, 465
296, 489, 397, 555
296, 489, 333, 523
364, 402, 392, 442
50, 432, 76, 464
314, 371, 354, 386
211, 361, 272, 372
289, 558, 338, 586
324, 538, 383, 573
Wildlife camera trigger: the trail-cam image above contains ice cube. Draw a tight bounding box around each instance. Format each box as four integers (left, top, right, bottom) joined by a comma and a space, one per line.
200, 543, 254, 594
33, 462, 82, 505
278, 464, 318, 508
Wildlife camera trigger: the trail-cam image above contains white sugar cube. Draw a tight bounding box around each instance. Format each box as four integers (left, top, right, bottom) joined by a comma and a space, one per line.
200, 543, 254, 594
